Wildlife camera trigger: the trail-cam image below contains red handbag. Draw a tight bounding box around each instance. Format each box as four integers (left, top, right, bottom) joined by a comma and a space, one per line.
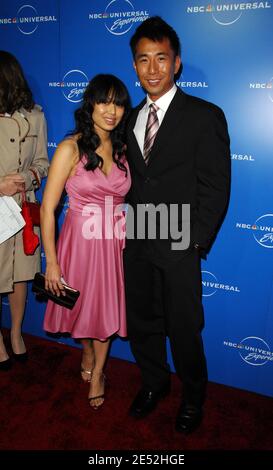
21, 192, 40, 255
25, 200, 40, 226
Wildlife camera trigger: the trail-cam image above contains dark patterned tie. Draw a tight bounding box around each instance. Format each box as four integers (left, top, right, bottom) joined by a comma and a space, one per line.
143, 103, 159, 164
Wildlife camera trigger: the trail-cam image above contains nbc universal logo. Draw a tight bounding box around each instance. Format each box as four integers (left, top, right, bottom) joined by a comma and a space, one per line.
48, 142, 57, 149
88, 0, 149, 35
48, 70, 89, 103
135, 75, 209, 89
186, 1, 271, 26
236, 214, 273, 248
176, 79, 209, 90
202, 271, 240, 296
224, 336, 273, 366
231, 152, 255, 162
0, 4, 57, 35
249, 76, 273, 103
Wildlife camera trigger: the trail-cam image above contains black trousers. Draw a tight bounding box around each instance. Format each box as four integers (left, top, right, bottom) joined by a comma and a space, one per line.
124, 245, 207, 406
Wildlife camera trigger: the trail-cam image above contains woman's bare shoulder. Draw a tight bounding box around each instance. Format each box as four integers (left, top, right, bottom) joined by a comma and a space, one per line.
57, 137, 79, 155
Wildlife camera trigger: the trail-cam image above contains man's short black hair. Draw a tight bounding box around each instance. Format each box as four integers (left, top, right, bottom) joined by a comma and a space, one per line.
130, 16, 181, 58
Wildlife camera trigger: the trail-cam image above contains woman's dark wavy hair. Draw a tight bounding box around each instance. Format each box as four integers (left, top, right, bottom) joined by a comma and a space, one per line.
0, 50, 34, 114
73, 74, 131, 175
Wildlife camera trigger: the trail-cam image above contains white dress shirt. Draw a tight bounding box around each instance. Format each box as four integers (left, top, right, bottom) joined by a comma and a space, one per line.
133, 84, 177, 155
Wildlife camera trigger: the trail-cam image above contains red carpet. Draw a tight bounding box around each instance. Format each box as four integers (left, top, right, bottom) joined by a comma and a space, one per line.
0, 330, 273, 451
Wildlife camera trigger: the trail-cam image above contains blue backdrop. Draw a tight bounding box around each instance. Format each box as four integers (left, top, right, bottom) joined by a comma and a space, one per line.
1, 0, 273, 397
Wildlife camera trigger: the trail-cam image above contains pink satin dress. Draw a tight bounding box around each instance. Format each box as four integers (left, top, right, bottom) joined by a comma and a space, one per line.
43, 156, 131, 340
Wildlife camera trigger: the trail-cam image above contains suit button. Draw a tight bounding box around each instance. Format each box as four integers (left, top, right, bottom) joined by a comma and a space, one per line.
22, 138, 25, 142
144, 177, 150, 183
10, 138, 15, 142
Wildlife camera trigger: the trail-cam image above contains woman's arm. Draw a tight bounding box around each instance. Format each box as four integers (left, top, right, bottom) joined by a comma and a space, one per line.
40, 139, 78, 296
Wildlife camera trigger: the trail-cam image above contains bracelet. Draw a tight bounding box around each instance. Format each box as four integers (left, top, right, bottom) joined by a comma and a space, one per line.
29, 168, 40, 188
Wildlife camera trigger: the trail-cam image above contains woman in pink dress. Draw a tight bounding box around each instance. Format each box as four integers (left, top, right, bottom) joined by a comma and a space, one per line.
41, 74, 131, 409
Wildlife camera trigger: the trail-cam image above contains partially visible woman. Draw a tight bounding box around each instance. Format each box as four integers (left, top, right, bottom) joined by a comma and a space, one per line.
41, 74, 131, 409
0, 51, 49, 370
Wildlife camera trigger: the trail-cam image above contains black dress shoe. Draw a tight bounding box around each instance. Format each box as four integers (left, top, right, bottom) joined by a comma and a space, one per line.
0, 358, 12, 371
175, 403, 203, 434
129, 384, 170, 418
13, 352, 28, 363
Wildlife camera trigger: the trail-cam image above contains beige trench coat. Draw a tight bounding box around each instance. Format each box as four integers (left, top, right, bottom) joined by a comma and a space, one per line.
0, 105, 49, 293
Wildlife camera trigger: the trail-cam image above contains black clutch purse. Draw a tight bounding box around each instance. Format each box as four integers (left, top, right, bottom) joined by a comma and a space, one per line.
32, 273, 80, 310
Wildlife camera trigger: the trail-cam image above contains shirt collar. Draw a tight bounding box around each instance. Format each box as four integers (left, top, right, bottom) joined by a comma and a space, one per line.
145, 84, 177, 112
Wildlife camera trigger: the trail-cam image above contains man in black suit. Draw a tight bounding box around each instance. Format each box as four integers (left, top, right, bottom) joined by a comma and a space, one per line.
124, 16, 230, 434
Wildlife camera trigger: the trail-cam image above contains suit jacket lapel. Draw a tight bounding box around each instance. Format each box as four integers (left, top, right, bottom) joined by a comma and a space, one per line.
127, 99, 147, 173
147, 89, 186, 167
